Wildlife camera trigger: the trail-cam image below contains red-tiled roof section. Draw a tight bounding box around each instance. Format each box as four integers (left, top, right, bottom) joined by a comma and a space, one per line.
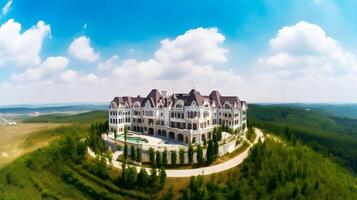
110, 89, 242, 108
142, 89, 162, 107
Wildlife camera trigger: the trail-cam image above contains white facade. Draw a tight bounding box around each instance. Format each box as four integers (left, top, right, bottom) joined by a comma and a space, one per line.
108, 89, 247, 145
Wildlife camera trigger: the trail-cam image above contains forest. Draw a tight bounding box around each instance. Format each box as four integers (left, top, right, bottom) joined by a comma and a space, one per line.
179, 139, 357, 199
248, 104, 357, 174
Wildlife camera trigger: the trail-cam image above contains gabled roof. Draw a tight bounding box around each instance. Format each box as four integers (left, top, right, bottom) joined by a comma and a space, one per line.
110, 89, 244, 109
142, 89, 162, 107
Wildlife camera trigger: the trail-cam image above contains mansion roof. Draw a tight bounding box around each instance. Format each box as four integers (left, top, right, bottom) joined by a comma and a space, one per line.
110, 89, 246, 109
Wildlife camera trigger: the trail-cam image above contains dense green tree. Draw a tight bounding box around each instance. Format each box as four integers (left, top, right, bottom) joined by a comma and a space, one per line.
188, 145, 194, 164
124, 127, 128, 141
130, 145, 136, 161
217, 129, 222, 141
137, 168, 149, 187
197, 144, 203, 166
149, 147, 155, 163
156, 151, 162, 167
159, 167, 167, 188
213, 139, 219, 159
122, 166, 137, 188
136, 147, 142, 162
179, 148, 185, 165
124, 143, 128, 160
150, 167, 158, 186
171, 150, 177, 168
206, 140, 214, 164
114, 128, 117, 140
162, 148, 168, 167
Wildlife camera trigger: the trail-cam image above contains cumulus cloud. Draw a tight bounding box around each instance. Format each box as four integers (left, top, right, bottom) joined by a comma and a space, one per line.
252, 21, 357, 102
97, 55, 119, 71
59, 70, 78, 83
68, 36, 99, 62
112, 27, 234, 83
257, 21, 357, 79
1, 0, 12, 17
155, 27, 228, 64
12, 56, 69, 82
0, 19, 50, 67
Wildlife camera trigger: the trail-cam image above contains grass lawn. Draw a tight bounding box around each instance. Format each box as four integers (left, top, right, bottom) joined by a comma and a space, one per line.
0, 123, 68, 169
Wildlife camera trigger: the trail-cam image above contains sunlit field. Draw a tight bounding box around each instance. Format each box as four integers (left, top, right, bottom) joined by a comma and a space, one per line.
0, 123, 65, 168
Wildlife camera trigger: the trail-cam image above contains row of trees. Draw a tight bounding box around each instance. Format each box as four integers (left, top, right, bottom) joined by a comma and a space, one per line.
120, 163, 166, 190
87, 121, 108, 154
145, 131, 221, 168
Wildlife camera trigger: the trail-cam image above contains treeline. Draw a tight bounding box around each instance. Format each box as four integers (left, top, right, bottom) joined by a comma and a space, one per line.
248, 104, 357, 174
87, 121, 108, 154
178, 139, 357, 199
144, 128, 222, 168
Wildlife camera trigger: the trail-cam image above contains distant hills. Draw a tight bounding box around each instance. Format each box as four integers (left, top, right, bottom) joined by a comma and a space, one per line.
263, 103, 357, 119
0, 104, 107, 115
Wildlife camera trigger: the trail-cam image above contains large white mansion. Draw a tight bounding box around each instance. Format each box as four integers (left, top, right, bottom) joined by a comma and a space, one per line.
108, 89, 247, 145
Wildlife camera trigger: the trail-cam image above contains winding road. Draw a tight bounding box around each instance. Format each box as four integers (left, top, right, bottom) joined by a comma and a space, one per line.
88, 128, 265, 177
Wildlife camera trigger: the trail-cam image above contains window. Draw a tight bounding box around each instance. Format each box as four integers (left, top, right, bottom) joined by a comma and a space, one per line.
171, 112, 174, 118
193, 123, 197, 130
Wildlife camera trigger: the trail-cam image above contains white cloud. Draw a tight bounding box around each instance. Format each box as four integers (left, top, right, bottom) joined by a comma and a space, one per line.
59, 70, 78, 83
257, 21, 357, 79
0, 19, 50, 67
12, 56, 69, 82
68, 36, 99, 62
155, 27, 228, 64
97, 55, 119, 71
251, 21, 357, 102
1, 0, 12, 17
113, 27, 231, 81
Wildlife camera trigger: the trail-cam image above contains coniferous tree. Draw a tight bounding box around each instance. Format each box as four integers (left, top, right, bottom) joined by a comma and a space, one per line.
171, 150, 177, 168
149, 147, 155, 163
162, 148, 168, 167
188, 145, 194, 164
150, 167, 158, 187
213, 138, 219, 158
159, 167, 167, 188
124, 143, 128, 160
124, 127, 128, 141
136, 147, 142, 162
156, 151, 162, 167
114, 128, 118, 140
206, 140, 214, 164
130, 145, 136, 161
121, 162, 126, 183
137, 168, 149, 187
179, 148, 185, 165
197, 144, 203, 166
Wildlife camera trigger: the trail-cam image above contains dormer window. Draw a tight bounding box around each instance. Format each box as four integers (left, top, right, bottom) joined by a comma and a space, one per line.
224, 103, 231, 109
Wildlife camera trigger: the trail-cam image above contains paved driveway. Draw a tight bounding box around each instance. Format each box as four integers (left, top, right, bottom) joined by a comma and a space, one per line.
88, 128, 265, 177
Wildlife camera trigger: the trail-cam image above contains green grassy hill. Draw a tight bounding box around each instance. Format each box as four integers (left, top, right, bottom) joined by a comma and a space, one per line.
248, 104, 357, 174
22, 110, 107, 123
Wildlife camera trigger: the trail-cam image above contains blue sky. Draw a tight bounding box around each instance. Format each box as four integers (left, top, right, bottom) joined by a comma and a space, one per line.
0, 0, 357, 104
